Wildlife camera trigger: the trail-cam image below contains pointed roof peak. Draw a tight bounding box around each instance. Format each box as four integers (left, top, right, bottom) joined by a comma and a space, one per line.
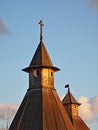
23, 20, 60, 73
29, 41, 53, 67
62, 84, 81, 105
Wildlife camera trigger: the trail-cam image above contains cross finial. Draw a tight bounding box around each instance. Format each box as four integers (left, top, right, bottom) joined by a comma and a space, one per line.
39, 20, 44, 41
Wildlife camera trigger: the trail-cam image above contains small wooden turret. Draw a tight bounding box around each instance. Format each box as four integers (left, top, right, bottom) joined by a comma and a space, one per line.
62, 84, 90, 130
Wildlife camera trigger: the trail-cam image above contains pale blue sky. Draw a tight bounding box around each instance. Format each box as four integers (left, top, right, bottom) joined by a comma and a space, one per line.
0, 0, 98, 129
0, 0, 98, 101
0, 0, 98, 102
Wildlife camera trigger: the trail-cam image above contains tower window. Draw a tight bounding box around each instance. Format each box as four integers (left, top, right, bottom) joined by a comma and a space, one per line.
36, 70, 39, 76
51, 72, 53, 76
34, 70, 40, 77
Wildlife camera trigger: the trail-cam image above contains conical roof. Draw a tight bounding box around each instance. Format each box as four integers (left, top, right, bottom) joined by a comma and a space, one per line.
62, 90, 81, 105
23, 41, 60, 72
23, 20, 59, 73
62, 86, 81, 105
30, 41, 53, 67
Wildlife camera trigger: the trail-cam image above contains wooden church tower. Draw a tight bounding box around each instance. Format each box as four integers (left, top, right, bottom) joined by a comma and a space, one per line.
9, 21, 74, 130
62, 84, 90, 130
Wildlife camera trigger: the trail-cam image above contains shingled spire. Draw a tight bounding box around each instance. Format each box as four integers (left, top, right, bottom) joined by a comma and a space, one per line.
9, 21, 74, 130
23, 20, 59, 73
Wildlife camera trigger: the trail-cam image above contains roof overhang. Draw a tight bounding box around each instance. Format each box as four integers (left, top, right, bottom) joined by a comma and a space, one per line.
22, 65, 60, 73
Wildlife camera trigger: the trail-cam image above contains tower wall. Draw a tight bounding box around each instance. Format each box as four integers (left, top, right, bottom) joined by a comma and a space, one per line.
64, 104, 78, 117
29, 68, 54, 89
72, 104, 78, 116
29, 69, 42, 88
42, 68, 54, 88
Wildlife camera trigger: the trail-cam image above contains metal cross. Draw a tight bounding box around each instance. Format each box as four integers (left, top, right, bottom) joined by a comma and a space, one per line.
39, 20, 44, 41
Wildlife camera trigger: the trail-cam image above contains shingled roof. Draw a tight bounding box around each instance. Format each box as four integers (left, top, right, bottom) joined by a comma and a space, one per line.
62, 87, 81, 105
9, 87, 74, 130
72, 116, 90, 130
23, 41, 60, 72
30, 41, 53, 67
9, 21, 74, 130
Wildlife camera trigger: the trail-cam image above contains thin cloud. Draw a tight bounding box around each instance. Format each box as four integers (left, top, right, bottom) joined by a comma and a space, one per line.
0, 18, 11, 36
79, 96, 98, 122
90, 96, 98, 114
89, 0, 98, 9
79, 96, 93, 121
0, 103, 18, 129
